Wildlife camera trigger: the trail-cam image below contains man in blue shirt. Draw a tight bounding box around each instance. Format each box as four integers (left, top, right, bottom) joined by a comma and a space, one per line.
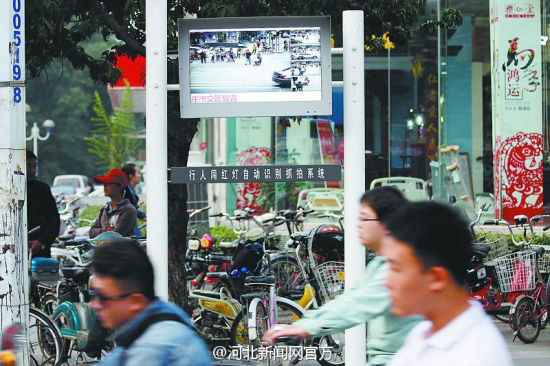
91, 239, 211, 366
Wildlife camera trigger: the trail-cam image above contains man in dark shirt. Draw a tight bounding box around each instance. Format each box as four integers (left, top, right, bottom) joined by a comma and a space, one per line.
26, 150, 60, 258
89, 169, 137, 238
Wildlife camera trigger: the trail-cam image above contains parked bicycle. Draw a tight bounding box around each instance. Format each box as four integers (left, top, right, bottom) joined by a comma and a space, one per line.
484, 214, 549, 342
52, 267, 113, 362
504, 215, 550, 343
28, 306, 64, 366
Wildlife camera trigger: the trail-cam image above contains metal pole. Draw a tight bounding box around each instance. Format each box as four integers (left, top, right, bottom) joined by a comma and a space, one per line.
146, 0, 169, 300
343, 10, 366, 365
32, 123, 38, 157
0, 0, 29, 364
387, 47, 391, 177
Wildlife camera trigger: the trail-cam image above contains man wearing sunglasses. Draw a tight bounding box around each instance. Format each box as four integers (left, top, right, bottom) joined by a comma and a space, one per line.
90, 239, 211, 365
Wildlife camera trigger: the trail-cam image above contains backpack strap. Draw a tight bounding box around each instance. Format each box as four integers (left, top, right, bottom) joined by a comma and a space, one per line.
116, 313, 189, 349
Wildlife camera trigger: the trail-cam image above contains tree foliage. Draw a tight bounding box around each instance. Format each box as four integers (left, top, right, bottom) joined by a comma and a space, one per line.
85, 82, 142, 172
27, 0, 462, 84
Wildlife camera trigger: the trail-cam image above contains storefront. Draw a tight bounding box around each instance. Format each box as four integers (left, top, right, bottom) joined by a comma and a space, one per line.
187, 1, 550, 220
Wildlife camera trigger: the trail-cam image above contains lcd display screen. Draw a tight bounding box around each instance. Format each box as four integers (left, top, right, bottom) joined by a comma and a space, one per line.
178, 16, 332, 118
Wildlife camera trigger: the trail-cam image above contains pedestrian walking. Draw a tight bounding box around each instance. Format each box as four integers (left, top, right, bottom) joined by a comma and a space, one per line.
382, 201, 513, 366
91, 239, 212, 365
264, 187, 421, 366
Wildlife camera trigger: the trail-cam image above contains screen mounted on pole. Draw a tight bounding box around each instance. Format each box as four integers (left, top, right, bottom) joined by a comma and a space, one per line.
178, 16, 332, 118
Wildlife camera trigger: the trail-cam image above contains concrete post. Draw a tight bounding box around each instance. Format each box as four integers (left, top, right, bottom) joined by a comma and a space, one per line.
343, 10, 366, 365
0, 0, 29, 364
146, 0, 169, 299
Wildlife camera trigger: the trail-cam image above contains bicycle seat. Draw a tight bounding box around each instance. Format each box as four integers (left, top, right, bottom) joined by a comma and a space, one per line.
472, 244, 491, 256
61, 267, 90, 285
244, 275, 276, 285
514, 215, 528, 225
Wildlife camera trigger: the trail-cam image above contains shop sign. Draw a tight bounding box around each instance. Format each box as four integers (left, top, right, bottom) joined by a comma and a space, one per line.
170, 165, 341, 184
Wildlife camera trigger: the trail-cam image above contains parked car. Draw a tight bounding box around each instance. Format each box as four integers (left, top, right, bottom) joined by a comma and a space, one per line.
50, 185, 76, 198
52, 175, 89, 195
290, 52, 319, 60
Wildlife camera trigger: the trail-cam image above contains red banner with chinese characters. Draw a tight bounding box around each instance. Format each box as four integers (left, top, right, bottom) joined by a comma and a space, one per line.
490, 0, 543, 221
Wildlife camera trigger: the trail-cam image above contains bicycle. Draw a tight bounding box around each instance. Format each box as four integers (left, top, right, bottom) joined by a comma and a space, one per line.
28, 306, 64, 366
481, 214, 545, 325
228, 253, 306, 366
52, 267, 113, 363
505, 215, 550, 343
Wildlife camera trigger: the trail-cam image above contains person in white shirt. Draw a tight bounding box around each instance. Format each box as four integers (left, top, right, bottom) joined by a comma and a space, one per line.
381, 201, 513, 366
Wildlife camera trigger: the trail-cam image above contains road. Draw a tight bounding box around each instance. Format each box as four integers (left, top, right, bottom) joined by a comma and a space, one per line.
190, 51, 321, 94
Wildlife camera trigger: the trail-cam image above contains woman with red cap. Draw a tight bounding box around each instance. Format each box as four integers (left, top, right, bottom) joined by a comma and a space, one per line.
89, 169, 137, 238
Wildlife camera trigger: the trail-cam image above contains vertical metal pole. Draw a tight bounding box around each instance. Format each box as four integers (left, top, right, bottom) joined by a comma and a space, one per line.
343, 10, 366, 365
0, 0, 29, 364
387, 48, 391, 177
146, 0, 169, 299
437, 0, 442, 152
32, 124, 38, 157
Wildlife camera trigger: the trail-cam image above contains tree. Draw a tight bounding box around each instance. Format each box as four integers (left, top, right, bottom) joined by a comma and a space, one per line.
85, 82, 142, 171
26, 33, 121, 184
26, 0, 462, 306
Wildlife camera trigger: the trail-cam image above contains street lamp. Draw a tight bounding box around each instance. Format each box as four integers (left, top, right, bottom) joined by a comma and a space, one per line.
26, 119, 55, 158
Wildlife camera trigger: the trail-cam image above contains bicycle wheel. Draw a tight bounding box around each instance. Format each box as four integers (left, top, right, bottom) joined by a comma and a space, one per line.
511, 296, 541, 343
313, 333, 345, 366
230, 300, 305, 365
29, 307, 64, 366
52, 306, 75, 358
270, 256, 305, 300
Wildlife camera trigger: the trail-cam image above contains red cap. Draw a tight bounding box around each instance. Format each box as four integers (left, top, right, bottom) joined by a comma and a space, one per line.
94, 169, 128, 188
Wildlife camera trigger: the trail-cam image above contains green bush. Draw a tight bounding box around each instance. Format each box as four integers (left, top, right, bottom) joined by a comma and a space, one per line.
79, 205, 102, 222
210, 225, 237, 245
475, 231, 550, 252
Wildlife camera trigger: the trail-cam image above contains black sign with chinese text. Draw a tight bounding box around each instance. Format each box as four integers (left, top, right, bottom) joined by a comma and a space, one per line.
170, 165, 342, 184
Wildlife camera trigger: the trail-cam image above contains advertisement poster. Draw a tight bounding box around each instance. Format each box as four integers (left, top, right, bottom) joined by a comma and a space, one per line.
316, 119, 340, 188
235, 117, 272, 210
490, 0, 543, 220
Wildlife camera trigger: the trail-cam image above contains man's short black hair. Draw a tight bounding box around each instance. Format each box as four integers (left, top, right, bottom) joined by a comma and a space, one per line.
91, 239, 155, 300
26, 149, 37, 160
360, 186, 407, 223
385, 201, 472, 285
121, 163, 137, 178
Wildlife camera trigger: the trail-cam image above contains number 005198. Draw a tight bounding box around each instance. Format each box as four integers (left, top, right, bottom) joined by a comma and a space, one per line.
12, 0, 22, 103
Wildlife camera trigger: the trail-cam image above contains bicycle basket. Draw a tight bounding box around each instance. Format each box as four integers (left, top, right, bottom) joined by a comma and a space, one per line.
314, 261, 345, 302
493, 251, 537, 292
474, 234, 508, 264
533, 245, 550, 273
